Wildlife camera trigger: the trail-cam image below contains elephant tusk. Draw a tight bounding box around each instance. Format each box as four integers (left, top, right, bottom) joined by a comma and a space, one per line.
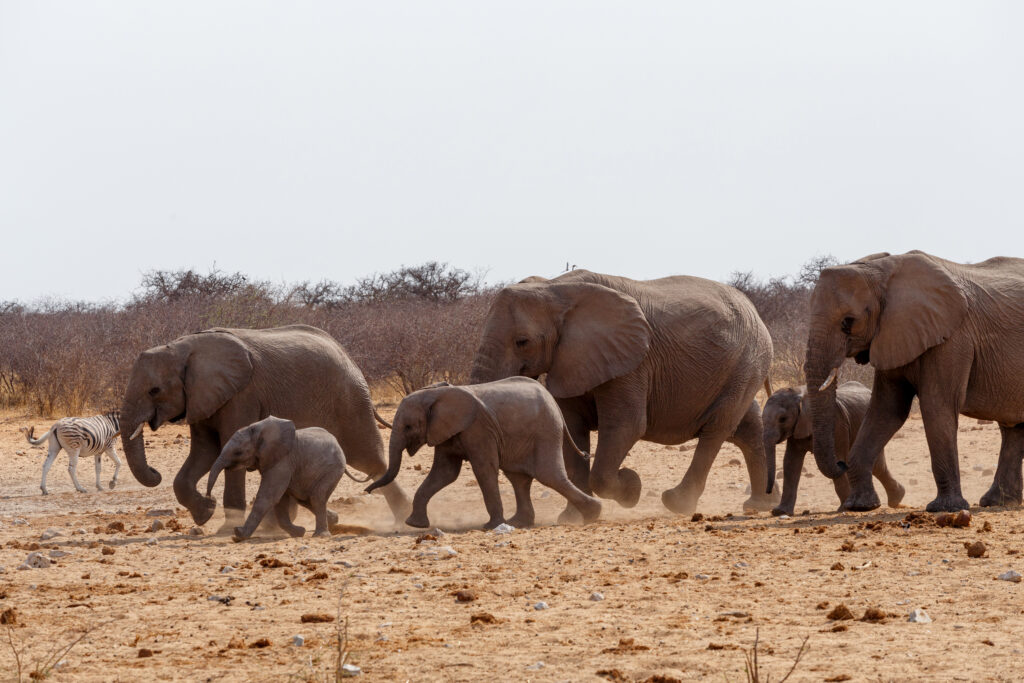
818, 367, 839, 392
130, 423, 145, 441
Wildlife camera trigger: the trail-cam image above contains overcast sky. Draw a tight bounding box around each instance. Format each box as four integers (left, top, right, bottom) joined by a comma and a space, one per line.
1, 2, 1022, 302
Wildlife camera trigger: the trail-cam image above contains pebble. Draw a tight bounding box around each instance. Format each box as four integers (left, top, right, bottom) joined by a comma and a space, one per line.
15, 450, 25, 456
590, 592, 605, 602
695, 573, 711, 580
40, 528, 62, 541
146, 538, 158, 546
438, 546, 457, 557
998, 570, 1022, 583
188, 527, 203, 536
341, 663, 361, 676
734, 562, 749, 568
534, 601, 549, 610
149, 519, 165, 532
495, 541, 510, 548
13, 518, 27, 526
18, 552, 51, 570
492, 523, 515, 534
72, 528, 87, 535
433, 528, 446, 537
908, 608, 932, 624
525, 662, 545, 671
777, 515, 791, 520
220, 566, 235, 574
339, 560, 358, 568
291, 635, 304, 647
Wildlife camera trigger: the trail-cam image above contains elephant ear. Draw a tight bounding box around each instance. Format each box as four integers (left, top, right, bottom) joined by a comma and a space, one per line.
869, 254, 968, 371
425, 388, 480, 447
794, 393, 813, 440
545, 283, 652, 398
255, 417, 296, 471
184, 332, 255, 423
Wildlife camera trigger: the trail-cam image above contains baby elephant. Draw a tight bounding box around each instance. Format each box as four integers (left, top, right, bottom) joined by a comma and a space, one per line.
366, 377, 601, 529
763, 381, 905, 516
205, 416, 354, 540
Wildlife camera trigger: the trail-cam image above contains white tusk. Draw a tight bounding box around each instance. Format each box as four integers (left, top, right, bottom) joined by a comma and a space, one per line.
130, 423, 145, 440
818, 367, 839, 392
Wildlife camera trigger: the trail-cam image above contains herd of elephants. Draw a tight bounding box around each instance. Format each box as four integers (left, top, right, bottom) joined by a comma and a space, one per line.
94, 250, 1024, 539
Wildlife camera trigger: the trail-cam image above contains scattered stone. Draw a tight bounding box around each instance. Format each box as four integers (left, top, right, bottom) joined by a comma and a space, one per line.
860, 607, 887, 623
980, 521, 994, 533
259, 557, 291, 568
414, 533, 437, 544
525, 662, 545, 671
590, 592, 605, 602
433, 528, 447, 537
72, 528, 87, 535
146, 538, 158, 546
292, 635, 305, 647
12, 518, 27, 526
965, 541, 987, 558
18, 552, 51, 570
831, 562, 845, 571
341, 663, 361, 676
840, 540, 855, 552
106, 521, 125, 533
101, 546, 115, 555
339, 559, 358, 568
827, 604, 855, 621
15, 450, 24, 456
438, 546, 458, 557
220, 566, 235, 574
694, 573, 711, 580
734, 561, 749, 568
998, 570, 1022, 583
208, 595, 234, 605
470, 612, 498, 625
137, 648, 153, 658
534, 601, 549, 610
40, 528, 62, 541
301, 613, 335, 623
188, 527, 204, 536
146, 508, 174, 516
454, 590, 476, 603
908, 608, 932, 624
149, 519, 165, 532
492, 523, 515, 534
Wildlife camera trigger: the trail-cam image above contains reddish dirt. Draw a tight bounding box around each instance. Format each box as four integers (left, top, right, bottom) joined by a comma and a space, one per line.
2, 408, 1023, 680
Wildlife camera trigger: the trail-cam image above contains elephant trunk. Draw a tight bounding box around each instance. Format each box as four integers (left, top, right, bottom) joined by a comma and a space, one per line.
120, 417, 162, 487
805, 329, 848, 480
366, 436, 406, 493
206, 456, 228, 499
763, 431, 779, 494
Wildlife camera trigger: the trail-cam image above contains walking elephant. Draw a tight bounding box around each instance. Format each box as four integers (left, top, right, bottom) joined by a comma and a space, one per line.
470, 270, 778, 516
120, 325, 410, 528
805, 251, 1024, 512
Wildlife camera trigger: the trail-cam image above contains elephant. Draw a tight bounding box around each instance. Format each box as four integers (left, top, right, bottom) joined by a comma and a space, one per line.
762, 382, 904, 516
205, 416, 354, 540
120, 325, 410, 528
365, 377, 602, 529
469, 269, 779, 517
805, 251, 1024, 512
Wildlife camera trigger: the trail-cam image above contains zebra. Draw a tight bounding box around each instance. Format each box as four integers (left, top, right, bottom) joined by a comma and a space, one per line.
20, 410, 123, 495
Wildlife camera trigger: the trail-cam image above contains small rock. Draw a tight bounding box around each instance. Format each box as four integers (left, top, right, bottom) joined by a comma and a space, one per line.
534, 601, 549, 610
292, 635, 305, 647
492, 523, 515, 534
433, 527, 447, 537
15, 450, 25, 456
188, 527, 203, 536
149, 519, 165, 532
827, 604, 855, 621
101, 546, 115, 555
137, 648, 153, 658
146, 509, 174, 517
590, 592, 605, 602
525, 662, 545, 671
998, 570, 1022, 583
12, 518, 27, 526
40, 528, 62, 541
727, 458, 741, 466
860, 607, 887, 623
778, 515, 791, 520
341, 663, 361, 676
18, 552, 51, 570
72, 528, 87, 535
438, 546, 457, 557
146, 538, 158, 546
965, 541, 987, 558
908, 608, 932, 624
831, 562, 845, 571
694, 573, 711, 580
339, 560, 358, 568
106, 521, 125, 533
734, 561, 749, 568
220, 566, 235, 574
454, 590, 476, 603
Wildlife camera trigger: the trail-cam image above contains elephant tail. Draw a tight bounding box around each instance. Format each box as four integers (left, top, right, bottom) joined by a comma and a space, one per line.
343, 467, 371, 483
373, 408, 393, 430
562, 424, 590, 460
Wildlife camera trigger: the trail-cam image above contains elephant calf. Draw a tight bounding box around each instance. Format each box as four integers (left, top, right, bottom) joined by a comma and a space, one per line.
206, 416, 352, 540
366, 377, 602, 529
762, 382, 905, 516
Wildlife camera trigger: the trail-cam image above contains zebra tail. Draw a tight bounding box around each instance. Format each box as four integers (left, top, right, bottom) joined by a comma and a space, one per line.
23, 426, 51, 446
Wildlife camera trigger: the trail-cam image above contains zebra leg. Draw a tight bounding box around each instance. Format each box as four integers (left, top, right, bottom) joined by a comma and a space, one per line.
40, 443, 60, 495
67, 448, 88, 493
94, 453, 103, 491
106, 446, 122, 490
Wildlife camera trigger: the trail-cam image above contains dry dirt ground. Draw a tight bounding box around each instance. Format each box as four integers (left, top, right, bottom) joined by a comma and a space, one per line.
2, 407, 1024, 681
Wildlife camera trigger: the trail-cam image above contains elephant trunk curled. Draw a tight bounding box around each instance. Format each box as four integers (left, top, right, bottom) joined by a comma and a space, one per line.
206, 457, 228, 500
805, 330, 848, 480
120, 418, 162, 487
366, 436, 406, 494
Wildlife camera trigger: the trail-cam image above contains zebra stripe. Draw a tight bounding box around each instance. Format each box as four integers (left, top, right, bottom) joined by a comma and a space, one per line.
49, 411, 121, 458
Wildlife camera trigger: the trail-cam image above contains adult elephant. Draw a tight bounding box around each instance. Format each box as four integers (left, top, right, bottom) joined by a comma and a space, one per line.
120, 325, 410, 527
805, 251, 1024, 512
469, 270, 778, 516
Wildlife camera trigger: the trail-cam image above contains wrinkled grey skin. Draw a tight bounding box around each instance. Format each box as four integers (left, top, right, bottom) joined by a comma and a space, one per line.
805, 251, 1024, 512
762, 382, 904, 516
120, 325, 409, 530
206, 417, 345, 540
367, 377, 601, 529
469, 270, 778, 517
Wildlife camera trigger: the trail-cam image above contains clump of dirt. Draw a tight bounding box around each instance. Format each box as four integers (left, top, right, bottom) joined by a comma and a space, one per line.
936, 510, 971, 528
827, 604, 855, 621
101, 546, 115, 555
690, 513, 703, 522
227, 637, 246, 649
840, 540, 856, 552
603, 638, 651, 654
900, 511, 937, 528
138, 648, 153, 658
831, 562, 845, 570
328, 524, 371, 536
706, 642, 740, 651
597, 670, 629, 682
415, 534, 437, 544
300, 613, 335, 623
0, 607, 18, 625
979, 520, 993, 533
166, 518, 183, 532
860, 607, 887, 623
259, 557, 291, 568
965, 541, 987, 558
305, 571, 329, 582
248, 638, 271, 648
470, 612, 498, 625
106, 521, 125, 533
453, 589, 476, 603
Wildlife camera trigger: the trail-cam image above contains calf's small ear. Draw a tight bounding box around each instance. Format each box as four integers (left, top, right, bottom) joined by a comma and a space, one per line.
425, 388, 481, 447
793, 395, 812, 440
256, 417, 297, 470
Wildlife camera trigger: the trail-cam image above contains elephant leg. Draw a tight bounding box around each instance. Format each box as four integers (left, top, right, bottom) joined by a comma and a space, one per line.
728, 401, 780, 513
274, 495, 306, 537
536, 465, 602, 524
773, 441, 808, 517
234, 464, 291, 540
981, 424, 1024, 507
505, 472, 536, 529
221, 467, 248, 529
844, 377, 915, 511
557, 410, 593, 523
337, 416, 412, 525
662, 433, 727, 515
871, 449, 906, 508
468, 456, 505, 530
174, 426, 220, 525
588, 403, 644, 508
917, 391, 968, 512
406, 449, 462, 529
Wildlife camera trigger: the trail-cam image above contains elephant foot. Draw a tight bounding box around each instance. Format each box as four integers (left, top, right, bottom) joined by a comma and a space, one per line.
979, 483, 1022, 508
614, 468, 642, 508
312, 529, 330, 538
743, 491, 780, 514
926, 494, 970, 512
232, 526, 252, 542
576, 497, 602, 524
287, 526, 307, 538
405, 513, 430, 529
192, 497, 218, 526
506, 513, 535, 529
483, 517, 507, 530
886, 482, 906, 508
843, 488, 881, 512
557, 505, 583, 525
661, 487, 698, 516
771, 504, 795, 517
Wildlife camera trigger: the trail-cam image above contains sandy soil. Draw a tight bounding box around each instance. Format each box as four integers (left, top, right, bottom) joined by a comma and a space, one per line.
1, 407, 1023, 682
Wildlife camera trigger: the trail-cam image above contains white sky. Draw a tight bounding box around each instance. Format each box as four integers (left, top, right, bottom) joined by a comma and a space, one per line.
1, 2, 1022, 302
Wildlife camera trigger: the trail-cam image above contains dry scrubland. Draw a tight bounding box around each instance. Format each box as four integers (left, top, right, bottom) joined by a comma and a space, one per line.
3, 261, 1017, 681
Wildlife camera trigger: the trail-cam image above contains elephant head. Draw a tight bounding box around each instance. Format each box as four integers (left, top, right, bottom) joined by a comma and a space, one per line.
206, 417, 295, 500
761, 387, 810, 491
805, 252, 968, 479
469, 277, 652, 398
365, 386, 483, 493
120, 331, 254, 497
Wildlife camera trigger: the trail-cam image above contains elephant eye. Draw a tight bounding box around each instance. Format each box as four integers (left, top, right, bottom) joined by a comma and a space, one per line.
841, 316, 855, 335
515, 337, 529, 348
148, 387, 160, 396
